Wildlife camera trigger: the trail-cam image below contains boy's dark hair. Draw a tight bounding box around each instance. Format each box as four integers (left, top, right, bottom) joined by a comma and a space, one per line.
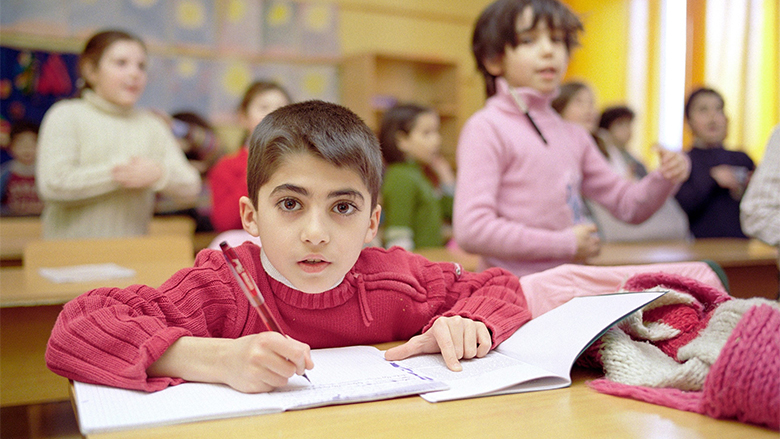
9, 120, 40, 141
247, 100, 382, 210
378, 103, 434, 165
473, 0, 583, 97
599, 106, 635, 130
684, 87, 724, 121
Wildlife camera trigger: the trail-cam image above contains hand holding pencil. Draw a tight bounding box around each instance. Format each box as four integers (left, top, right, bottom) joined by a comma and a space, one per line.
221, 242, 313, 384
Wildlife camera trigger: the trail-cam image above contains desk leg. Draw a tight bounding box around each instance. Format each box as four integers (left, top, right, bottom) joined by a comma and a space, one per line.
0, 305, 70, 407
723, 265, 780, 300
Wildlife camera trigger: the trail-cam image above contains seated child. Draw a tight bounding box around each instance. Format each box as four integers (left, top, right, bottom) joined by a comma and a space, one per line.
209, 81, 292, 232
598, 106, 647, 180
155, 111, 223, 232
675, 87, 755, 238
0, 120, 43, 216
46, 101, 531, 393
379, 103, 455, 250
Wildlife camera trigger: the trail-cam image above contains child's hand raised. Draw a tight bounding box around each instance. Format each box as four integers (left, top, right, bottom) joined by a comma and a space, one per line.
384, 316, 492, 371
221, 332, 313, 393
657, 148, 691, 184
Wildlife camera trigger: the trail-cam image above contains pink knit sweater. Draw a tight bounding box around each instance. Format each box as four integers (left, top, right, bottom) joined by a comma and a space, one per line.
46, 244, 530, 392
454, 78, 677, 277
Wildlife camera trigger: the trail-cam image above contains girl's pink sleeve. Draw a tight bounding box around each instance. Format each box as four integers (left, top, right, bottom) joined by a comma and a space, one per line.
580, 139, 675, 224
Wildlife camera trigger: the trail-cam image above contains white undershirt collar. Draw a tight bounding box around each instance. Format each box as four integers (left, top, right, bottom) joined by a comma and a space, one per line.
260, 248, 345, 292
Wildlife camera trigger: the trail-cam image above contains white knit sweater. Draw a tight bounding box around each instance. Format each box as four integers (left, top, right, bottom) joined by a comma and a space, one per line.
36, 90, 201, 239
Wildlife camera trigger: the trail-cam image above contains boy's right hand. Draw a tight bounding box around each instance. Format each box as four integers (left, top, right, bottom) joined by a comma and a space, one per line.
148, 333, 313, 394
221, 332, 313, 393
572, 223, 600, 261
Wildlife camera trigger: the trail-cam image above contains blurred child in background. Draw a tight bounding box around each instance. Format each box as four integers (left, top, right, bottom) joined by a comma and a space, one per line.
675, 87, 755, 238
553, 82, 690, 242
209, 81, 292, 233
454, 0, 690, 277
155, 111, 222, 232
1, 120, 43, 216
35, 29, 200, 239
598, 105, 647, 180
379, 103, 455, 250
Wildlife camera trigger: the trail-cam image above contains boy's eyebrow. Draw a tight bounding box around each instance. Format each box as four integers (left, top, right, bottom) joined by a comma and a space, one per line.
270, 184, 365, 203
329, 189, 365, 204
270, 184, 308, 197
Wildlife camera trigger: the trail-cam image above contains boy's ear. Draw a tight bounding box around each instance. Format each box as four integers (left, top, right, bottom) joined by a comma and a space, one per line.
364, 204, 381, 244
483, 55, 504, 77
239, 196, 260, 237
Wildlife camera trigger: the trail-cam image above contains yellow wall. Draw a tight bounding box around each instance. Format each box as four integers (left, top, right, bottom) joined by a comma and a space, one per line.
564, 0, 629, 108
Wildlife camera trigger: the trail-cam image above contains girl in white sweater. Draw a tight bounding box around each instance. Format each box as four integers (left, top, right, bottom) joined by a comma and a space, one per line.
36, 29, 200, 239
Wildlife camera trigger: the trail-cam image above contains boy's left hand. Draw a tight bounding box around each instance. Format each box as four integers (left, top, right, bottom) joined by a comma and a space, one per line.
657, 148, 690, 184
384, 316, 492, 371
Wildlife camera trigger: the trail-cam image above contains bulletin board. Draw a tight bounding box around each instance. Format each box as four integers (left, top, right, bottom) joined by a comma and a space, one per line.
0, 0, 341, 132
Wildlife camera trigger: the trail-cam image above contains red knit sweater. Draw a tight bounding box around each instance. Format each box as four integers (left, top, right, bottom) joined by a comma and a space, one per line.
207, 147, 248, 232
46, 244, 530, 392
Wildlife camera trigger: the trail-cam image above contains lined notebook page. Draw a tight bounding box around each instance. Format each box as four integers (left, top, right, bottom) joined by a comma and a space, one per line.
74, 345, 446, 434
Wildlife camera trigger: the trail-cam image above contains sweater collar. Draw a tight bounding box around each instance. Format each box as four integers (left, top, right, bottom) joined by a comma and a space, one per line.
493, 77, 556, 114
82, 89, 135, 116
260, 247, 345, 293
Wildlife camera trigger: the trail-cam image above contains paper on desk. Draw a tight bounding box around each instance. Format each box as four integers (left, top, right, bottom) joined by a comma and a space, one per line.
73, 345, 447, 434
38, 263, 136, 283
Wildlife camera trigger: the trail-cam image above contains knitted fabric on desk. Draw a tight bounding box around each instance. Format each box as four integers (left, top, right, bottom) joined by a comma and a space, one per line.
580, 272, 780, 431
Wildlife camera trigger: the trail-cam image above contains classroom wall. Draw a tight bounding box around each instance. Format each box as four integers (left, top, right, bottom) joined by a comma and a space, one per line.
330, 0, 494, 140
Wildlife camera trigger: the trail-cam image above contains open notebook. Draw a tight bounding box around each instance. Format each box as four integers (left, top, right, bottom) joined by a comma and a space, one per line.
392, 290, 666, 402
72, 290, 664, 433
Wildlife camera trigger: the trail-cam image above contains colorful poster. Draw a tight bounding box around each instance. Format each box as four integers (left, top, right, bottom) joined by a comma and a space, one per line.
170, 0, 216, 47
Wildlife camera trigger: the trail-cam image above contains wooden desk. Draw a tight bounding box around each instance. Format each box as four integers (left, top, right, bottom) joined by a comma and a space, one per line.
416, 239, 779, 299
82, 367, 775, 439
589, 238, 779, 299
0, 235, 195, 407
0, 215, 196, 264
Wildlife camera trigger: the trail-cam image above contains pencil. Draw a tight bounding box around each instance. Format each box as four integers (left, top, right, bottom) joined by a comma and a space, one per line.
220, 241, 311, 383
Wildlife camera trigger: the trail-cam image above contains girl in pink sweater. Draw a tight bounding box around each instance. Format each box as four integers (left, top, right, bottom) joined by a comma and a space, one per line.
454, 0, 690, 277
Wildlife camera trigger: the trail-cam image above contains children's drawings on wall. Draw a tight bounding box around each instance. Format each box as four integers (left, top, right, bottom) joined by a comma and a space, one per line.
2, 0, 340, 125
0, 47, 79, 132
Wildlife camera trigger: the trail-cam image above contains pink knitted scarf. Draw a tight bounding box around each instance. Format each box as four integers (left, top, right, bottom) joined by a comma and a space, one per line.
582, 272, 779, 431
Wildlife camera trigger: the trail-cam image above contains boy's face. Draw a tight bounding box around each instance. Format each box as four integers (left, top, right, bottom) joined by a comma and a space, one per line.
485, 7, 569, 95
687, 93, 728, 146
240, 153, 381, 294
10, 132, 37, 165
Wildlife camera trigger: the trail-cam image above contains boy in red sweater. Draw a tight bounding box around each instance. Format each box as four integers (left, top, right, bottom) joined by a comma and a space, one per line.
46, 101, 530, 393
